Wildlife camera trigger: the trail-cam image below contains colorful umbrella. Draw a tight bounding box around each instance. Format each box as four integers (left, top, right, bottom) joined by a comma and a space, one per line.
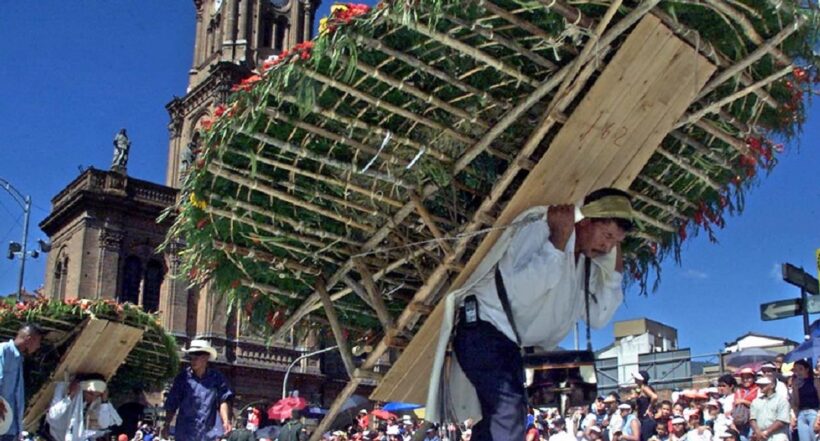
382, 402, 423, 412
267, 396, 308, 420
724, 348, 778, 367
371, 409, 398, 420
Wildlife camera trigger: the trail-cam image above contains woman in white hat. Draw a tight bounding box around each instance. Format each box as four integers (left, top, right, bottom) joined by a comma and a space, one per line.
618, 402, 641, 441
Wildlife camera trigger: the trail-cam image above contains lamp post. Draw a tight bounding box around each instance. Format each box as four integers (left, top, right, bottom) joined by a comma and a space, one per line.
0, 178, 32, 302
282, 345, 339, 399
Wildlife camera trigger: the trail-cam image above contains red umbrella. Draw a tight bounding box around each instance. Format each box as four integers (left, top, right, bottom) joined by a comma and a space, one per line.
371, 409, 398, 420
267, 396, 308, 421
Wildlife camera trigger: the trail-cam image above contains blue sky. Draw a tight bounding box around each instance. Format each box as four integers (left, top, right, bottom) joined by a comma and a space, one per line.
0, 2, 818, 358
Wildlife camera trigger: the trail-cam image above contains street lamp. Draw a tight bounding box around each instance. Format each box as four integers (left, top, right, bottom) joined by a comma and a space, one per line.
282, 345, 339, 399
0, 178, 43, 302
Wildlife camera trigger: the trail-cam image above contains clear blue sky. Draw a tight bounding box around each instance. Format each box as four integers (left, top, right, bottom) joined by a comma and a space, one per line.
0, 2, 818, 358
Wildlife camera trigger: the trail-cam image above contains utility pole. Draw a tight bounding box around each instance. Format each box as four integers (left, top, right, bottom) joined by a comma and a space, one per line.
16, 195, 31, 302
0, 178, 33, 302
781, 263, 820, 338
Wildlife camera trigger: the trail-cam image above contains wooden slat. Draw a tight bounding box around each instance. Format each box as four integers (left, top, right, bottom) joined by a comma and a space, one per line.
370, 14, 716, 405
24, 319, 144, 430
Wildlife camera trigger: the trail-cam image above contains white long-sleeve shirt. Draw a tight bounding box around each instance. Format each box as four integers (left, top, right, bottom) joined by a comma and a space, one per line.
426, 206, 625, 423
470, 211, 623, 348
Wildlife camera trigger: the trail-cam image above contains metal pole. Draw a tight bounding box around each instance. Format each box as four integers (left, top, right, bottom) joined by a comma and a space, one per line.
282, 345, 339, 399
802, 283, 810, 339
574, 322, 579, 350
16, 195, 31, 302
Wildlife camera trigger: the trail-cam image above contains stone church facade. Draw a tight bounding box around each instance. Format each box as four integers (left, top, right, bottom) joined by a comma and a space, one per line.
38, 0, 369, 416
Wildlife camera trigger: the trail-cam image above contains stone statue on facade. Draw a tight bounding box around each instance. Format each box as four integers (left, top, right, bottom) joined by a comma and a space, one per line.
112, 128, 131, 172
180, 140, 198, 175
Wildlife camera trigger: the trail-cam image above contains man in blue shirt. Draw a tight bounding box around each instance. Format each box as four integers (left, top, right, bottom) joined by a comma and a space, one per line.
0, 323, 43, 441
163, 339, 233, 441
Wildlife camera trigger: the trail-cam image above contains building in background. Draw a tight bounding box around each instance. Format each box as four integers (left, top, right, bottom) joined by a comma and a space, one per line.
723, 332, 798, 354
36, 0, 380, 422
596, 318, 691, 394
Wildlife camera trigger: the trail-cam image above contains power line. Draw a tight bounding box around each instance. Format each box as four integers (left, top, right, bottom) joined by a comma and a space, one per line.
0, 199, 21, 226
0, 214, 23, 244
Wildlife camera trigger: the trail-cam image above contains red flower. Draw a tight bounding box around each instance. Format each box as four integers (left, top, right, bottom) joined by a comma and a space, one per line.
794, 67, 808, 83
196, 218, 210, 229
300, 51, 310, 60
678, 223, 688, 241
230, 279, 241, 289
214, 105, 227, 118
200, 118, 213, 130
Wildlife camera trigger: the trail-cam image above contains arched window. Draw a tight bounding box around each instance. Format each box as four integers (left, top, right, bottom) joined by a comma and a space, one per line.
52, 249, 69, 300
274, 16, 289, 52
143, 259, 164, 313
120, 256, 142, 304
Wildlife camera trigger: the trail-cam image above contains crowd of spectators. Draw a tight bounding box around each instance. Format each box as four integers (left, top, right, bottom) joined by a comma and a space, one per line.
108, 353, 820, 441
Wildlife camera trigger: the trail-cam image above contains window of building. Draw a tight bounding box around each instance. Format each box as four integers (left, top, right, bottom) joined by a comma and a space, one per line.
120, 256, 142, 305
274, 16, 288, 52
143, 259, 164, 313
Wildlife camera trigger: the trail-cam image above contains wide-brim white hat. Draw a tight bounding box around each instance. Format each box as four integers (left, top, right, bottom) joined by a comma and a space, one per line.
184, 338, 218, 359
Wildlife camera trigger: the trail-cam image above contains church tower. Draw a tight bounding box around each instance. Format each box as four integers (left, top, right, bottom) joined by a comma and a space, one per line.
165, 0, 321, 188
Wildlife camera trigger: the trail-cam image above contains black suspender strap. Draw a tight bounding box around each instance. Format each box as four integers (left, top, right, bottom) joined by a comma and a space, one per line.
584, 257, 593, 351
494, 264, 522, 346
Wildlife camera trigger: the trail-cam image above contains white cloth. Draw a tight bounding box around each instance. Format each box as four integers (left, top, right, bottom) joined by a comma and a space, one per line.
718, 394, 734, 416
425, 206, 624, 424
608, 413, 624, 440
550, 430, 577, 441
685, 428, 712, 441
711, 414, 731, 439
46, 381, 122, 441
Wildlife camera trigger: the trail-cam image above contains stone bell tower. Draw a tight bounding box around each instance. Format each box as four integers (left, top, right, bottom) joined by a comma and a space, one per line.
165, 0, 321, 188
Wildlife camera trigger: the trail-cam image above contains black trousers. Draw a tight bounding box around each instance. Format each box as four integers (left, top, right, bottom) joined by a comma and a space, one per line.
454, 319, 526, 441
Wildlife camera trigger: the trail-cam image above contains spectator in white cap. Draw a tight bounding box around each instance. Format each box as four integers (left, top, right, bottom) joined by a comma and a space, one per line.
760, 362, 788, 400
685, 410, 711, 441
669, 417, 687, 441
356, 408, 370, 431
586, 425, 603, 441
618, 402, 641, 441
705, 399, 730, 438
750, 376, 790, 441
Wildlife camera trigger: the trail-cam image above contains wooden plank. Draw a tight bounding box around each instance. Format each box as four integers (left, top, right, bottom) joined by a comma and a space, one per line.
352, 259, 394, 331
316, 281, 357, 377
370, 14, 715, 405
24, 318, 144, 430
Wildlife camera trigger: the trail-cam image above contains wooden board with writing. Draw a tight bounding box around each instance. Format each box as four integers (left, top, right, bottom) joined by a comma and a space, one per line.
370, 14, 716, 405
24, 318, 145, 430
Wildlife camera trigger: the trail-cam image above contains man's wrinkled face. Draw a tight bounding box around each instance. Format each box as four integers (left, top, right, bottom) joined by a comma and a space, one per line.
577, 220, 627, 259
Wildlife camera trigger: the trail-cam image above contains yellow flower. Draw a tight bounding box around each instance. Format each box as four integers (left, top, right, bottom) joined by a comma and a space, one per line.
189, 193, 207, 210
330, 4, 349, 14
319, 17, 329, 35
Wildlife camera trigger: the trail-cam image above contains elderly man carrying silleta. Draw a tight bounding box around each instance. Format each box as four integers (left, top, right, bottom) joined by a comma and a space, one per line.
427, 188, 635, 441
46, 373, 123, 441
